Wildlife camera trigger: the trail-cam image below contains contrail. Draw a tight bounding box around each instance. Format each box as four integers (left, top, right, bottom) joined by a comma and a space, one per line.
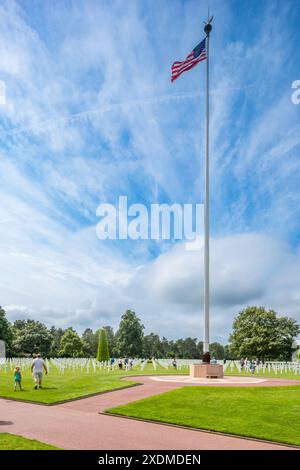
0, 83, 261, 139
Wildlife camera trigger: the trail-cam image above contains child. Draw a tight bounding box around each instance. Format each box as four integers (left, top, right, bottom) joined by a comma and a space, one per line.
14, 367, 22, 391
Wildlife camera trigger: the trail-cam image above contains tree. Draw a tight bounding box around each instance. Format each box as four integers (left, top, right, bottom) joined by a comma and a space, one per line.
166, 339, 176, 358
224, 344, 233, 360
143, 333, 163, 358
229, 306, 299, 361
209, 342, 225, 359
197, 341, 203, 357
60, 328, 83, 357
82, 328, 98, 357
174, 338, 200, 358
12, 319, 53, 357
115, 310, 144, 357
97, 328, 110, 362
50, 326, 65, 357
0, 307, 13, 356
102, 326, 116, 357
160, 336, 171, 357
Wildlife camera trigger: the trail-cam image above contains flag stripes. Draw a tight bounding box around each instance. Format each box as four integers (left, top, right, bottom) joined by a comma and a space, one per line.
171, 38, 207, 82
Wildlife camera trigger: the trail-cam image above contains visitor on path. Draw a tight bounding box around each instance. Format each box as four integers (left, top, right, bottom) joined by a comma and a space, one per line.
31, 353, 48, 390
129, 358, 134, 369
14, 367, 22, 391
172, 358, 177, 369
118, 358, 123, 370
240, 358, 245, 370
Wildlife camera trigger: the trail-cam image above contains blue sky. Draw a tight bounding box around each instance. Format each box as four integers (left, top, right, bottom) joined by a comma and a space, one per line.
0, 0, 299, 343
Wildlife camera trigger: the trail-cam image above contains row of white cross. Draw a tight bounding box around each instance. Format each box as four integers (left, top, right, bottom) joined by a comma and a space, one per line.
224, 360, 300, 374
0, 357, 299, 375
50, 358, 142, 374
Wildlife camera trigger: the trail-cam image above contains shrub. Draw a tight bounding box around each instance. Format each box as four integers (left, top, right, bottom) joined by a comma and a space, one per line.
97, 328, 110, 362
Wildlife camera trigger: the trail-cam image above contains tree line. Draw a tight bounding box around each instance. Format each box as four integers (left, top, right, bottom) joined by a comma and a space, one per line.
0, 306, 298, 360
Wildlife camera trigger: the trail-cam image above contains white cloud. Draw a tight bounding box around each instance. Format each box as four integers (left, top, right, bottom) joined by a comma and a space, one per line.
3, 229, 300, 342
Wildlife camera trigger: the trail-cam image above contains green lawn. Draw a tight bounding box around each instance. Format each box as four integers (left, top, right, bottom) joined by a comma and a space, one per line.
0, 433, 60, 450
1, 360, 299, 406
0, 361, 185, 404
107, 385, 300, 447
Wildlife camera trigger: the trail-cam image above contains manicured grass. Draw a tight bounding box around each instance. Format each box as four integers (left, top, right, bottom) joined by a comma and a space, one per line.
1, 359, 299, 405
107, 385, 300, 446
0, 361, 185, 404
0, 433, 60, 450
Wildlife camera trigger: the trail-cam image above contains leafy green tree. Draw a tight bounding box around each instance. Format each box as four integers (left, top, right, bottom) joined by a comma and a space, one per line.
82, 328, 98, 357
197, 341, 203, 357
224, 344, 233, 360
13, 320, 26, 331
229, 306, 299, 361
209, 342, 225, 359
115, 310, 144, 357
0, 307, 13, 356
143, 333, 163, 358
60, 328, 83, 357
49, 326, 65, 357
166, 339, 176, 358
97, 328, 110, 362
160, 336, 171, 357
173, 337, 200, 358
12, 319, 52, 357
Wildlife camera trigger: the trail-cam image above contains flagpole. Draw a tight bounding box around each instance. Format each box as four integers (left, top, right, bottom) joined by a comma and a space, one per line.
203, 19, 212, 361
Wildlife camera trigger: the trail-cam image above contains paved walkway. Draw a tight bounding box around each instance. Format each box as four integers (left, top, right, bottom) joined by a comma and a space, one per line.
142, 374, 300, 387
0, 376, 298, 450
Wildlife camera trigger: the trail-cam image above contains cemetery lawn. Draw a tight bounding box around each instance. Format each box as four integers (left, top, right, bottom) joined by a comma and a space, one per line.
0, 433, 60, 450
0, 362, 185, 404
107, 385, 300, 447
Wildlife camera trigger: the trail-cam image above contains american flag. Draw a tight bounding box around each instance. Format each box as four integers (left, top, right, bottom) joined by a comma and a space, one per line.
171, 38, 207, 82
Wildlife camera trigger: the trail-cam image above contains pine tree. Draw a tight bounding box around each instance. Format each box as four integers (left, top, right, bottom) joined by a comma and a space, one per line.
97, 328, 110, 362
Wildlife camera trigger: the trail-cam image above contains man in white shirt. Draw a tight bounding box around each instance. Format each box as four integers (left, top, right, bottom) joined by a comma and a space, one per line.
31, 353, 48, 390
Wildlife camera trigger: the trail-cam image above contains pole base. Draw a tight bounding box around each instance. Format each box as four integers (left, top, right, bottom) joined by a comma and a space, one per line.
202, 352, 211, 363
190, 363, 223, 379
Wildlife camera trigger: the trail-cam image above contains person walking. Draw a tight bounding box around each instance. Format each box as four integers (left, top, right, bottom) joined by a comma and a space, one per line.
31, 353, 48, 390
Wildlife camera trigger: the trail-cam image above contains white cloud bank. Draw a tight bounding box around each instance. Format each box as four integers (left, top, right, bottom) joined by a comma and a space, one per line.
2, 217, 300, 342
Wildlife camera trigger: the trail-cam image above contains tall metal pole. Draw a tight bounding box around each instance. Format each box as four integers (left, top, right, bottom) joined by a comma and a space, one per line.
203, 20, 212, 359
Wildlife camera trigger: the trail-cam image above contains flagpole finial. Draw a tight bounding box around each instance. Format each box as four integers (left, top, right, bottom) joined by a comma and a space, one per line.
204, 14, 213, 36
